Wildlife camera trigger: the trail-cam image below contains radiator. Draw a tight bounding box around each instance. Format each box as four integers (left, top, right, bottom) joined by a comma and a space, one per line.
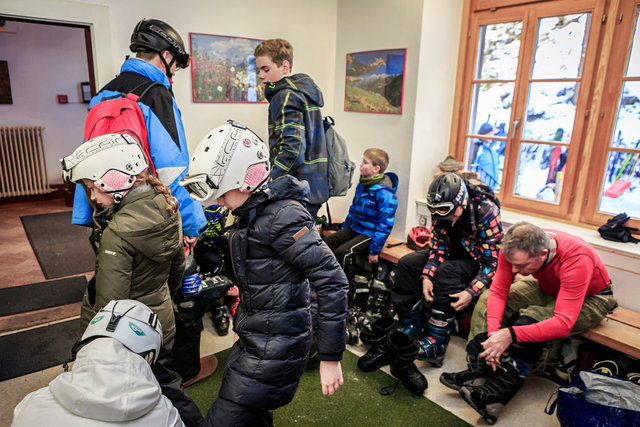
0, 126, 51, 197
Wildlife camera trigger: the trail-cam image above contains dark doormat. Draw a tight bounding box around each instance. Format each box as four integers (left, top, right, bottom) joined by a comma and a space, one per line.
0, 319, 82, 381
0, 276, 87, 317
21, 211, 95, 280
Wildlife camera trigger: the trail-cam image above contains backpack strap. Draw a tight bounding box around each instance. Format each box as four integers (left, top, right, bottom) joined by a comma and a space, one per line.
135, 81, 166, 102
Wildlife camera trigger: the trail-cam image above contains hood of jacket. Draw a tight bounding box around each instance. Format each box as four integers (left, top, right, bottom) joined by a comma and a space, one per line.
49, 338, 162, 422
233, 175, 310, 219
368, 172, 399, 193
100, 187, 182, 263
264, 73, 324, 107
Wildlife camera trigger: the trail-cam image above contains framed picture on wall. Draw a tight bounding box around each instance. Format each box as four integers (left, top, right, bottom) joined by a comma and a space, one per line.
0, 60, 13, 104
345, 48, 406, 114
190, 33, 265, 103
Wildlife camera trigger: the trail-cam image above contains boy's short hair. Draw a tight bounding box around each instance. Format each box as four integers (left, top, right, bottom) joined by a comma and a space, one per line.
254, 39, 294, 68
364, 148, 389, 173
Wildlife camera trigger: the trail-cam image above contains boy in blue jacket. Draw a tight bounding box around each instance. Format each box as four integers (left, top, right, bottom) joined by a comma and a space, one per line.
323, 148, 398, 276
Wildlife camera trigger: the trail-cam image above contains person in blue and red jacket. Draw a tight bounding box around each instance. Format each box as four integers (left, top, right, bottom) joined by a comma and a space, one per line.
391, 172, 503, 367
323, 148, 398, 272
72, 18, 207, 246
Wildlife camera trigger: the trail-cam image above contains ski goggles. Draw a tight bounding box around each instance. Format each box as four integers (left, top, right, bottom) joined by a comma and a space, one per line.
426, 201, 455, 217
181, 174, 219, 202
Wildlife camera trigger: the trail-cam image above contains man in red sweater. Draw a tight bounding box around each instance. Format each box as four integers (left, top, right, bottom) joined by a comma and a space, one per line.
440, 221, 617, 424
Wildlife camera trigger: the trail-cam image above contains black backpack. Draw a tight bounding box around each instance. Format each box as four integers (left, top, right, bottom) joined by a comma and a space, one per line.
597, 213, 639, 243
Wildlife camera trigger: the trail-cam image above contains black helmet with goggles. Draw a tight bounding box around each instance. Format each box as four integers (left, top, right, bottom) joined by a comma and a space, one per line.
426, 172, 468, 221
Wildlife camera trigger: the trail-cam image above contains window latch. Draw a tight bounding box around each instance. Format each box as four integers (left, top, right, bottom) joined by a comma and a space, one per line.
511, 118, 521, 139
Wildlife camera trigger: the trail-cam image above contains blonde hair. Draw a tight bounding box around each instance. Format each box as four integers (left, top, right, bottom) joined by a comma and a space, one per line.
254, 39, 294, 68
364, 148, 389, 173
133, 171, 178, 215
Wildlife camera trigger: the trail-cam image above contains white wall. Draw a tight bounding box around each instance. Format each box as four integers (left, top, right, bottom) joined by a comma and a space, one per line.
330, 0, 423, 237
406, 0, 464, 230
329, 0, 463, 239
0, 22, 89, 185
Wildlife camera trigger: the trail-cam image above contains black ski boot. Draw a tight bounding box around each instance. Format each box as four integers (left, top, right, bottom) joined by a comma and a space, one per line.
440, 334, 489, 391
350, 274, 371, 311
358, 317, 397, 372
366, 278, 391, 319
211, 302, 230, 336
460, 358, 524, 424
387, 330, 428, 395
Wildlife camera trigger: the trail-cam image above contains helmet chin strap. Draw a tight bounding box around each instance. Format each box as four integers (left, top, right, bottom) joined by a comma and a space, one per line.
158, 51, 176, 81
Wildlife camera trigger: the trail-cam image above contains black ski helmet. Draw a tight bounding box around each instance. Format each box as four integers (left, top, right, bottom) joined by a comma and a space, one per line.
130, 19, 190, 69
426, 172, 468, 220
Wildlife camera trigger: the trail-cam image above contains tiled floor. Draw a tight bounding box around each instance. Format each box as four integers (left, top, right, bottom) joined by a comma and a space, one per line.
0, 199, 561, 426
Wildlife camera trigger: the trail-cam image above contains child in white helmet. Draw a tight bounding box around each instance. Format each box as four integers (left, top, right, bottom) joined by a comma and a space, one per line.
181, 121, 348, 427
12, 300, 183, 426
61, 134, 203, 426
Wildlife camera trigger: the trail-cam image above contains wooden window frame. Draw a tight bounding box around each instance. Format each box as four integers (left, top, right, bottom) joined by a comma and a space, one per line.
450, 0, 640, 231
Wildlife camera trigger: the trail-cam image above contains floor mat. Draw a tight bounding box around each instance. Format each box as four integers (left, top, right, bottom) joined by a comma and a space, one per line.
0, 319, 81, 381
188, 349, 470, 426
20, 211, 95, 280
0, 276, 87, 317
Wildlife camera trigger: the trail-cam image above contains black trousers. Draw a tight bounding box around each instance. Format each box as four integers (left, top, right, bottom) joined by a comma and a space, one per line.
322, 227, 371, 268
152, 338, 204, 427
205, 397, 273, 427
390, 250, 479, 314
170, 315, 204, 382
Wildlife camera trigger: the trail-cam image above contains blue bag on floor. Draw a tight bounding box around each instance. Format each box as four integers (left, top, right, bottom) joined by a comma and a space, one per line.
545, 370, 640, 426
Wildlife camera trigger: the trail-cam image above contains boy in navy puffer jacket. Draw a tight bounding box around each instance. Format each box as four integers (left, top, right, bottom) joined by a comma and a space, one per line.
181, 121, 348, 427
323, 148, 398, 273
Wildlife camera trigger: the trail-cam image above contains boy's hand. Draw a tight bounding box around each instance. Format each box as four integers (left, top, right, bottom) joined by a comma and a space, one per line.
183, 235, 198, 250
422, 277, 434, 302
319, 361, 343, 396
449, 290, 472, 311
227, 285, 239, 297
368, 254, 379, 264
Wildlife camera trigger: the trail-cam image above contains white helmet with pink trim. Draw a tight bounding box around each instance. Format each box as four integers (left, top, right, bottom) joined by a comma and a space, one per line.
60, 133, 148, 203
181, 121, 270, 206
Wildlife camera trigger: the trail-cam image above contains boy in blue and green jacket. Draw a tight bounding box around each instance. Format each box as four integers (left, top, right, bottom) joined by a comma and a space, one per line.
255, 38, 328, 218
323, 148, 398, 270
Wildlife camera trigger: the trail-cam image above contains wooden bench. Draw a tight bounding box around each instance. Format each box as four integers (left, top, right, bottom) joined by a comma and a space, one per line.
379, 237, 415, 264
580, 306, 640, 359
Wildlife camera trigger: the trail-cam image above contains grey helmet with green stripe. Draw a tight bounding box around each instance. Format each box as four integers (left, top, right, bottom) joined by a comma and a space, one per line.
181, 121, 270, 206
74, 300, 162, 365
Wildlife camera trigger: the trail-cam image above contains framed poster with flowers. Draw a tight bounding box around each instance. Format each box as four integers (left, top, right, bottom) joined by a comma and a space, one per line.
190, 33, 265, 103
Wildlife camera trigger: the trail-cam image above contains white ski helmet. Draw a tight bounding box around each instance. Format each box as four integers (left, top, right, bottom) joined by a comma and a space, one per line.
181, 121, 270, 205
60, 134, 148, 203
75, 299, 162, 365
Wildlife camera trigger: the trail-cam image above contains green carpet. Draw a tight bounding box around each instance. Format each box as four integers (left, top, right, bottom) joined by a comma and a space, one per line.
188, 349, 470, 426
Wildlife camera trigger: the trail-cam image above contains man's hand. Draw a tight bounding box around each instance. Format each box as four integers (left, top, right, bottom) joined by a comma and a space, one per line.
449, 290, 473, 311
183, 235, 198, 250
422, 276, 434, 302
368, 254, 379, 264
479, 328, 513, 371
319, 361, 343, 396
227, 285, 239, 297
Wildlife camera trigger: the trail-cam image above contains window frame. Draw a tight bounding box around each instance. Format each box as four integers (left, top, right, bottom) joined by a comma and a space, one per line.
450, 0, 640, 231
